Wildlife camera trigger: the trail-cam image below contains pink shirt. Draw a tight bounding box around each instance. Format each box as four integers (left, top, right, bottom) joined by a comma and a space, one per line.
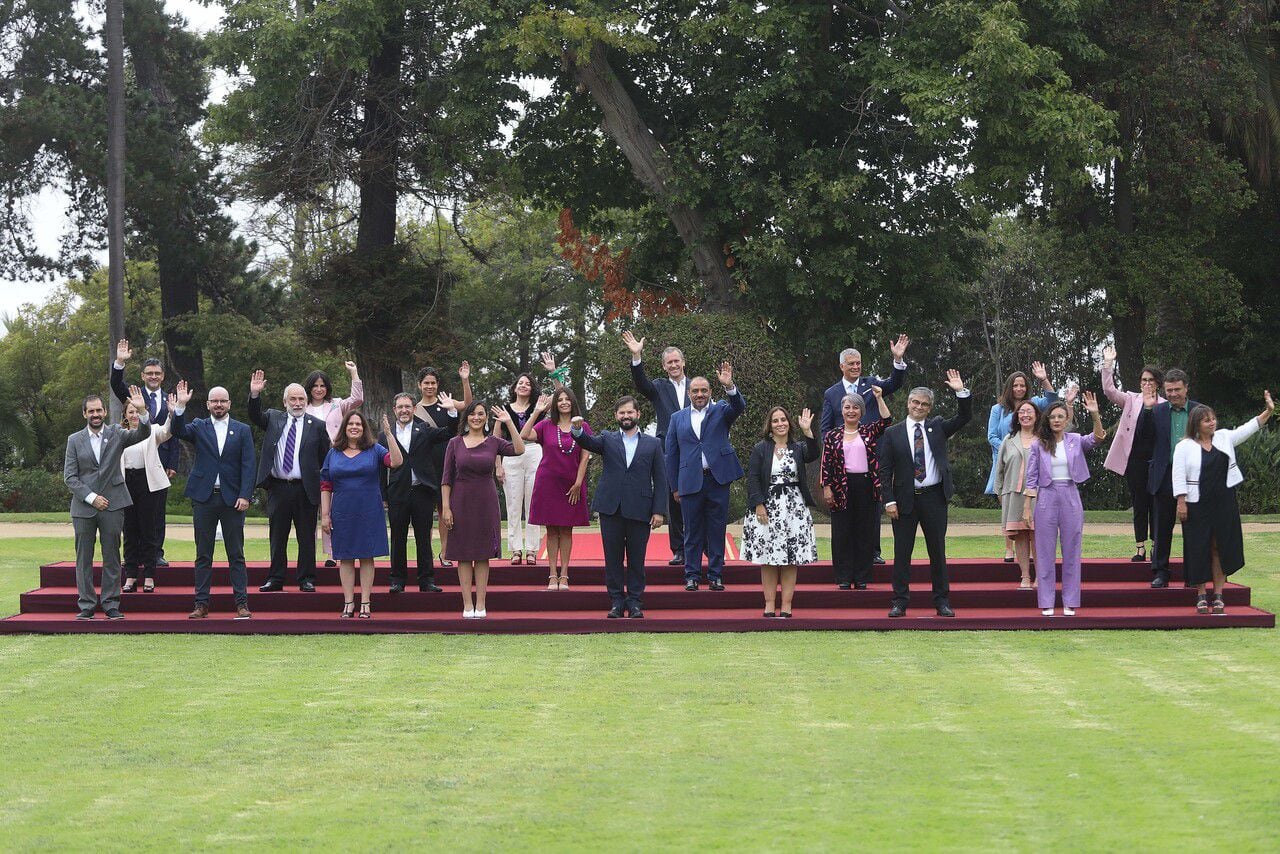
843, 434, 869, 473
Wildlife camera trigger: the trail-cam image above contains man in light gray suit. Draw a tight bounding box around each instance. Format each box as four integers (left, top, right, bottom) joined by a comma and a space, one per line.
64, 386, 150, 620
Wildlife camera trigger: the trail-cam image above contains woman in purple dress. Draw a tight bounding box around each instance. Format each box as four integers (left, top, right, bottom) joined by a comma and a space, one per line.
521, 388, 591, 590
321, 411, 403, 618
441, 401, 525, 619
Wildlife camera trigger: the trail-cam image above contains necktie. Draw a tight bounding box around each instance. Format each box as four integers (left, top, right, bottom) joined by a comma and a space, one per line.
913, 423, 926, 483
282, 417, 297, 475
149, 391, 159, 419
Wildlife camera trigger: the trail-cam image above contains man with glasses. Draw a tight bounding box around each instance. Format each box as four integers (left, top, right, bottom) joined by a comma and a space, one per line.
877, 370, 972, 617
1147, 368, 1199, 588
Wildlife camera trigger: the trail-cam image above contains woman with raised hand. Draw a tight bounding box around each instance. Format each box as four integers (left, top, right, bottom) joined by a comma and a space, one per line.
985, 363, 1057, 562
1100, 345, 1165, 562
743, 406, 819, 618
1023, 393, 1108, 616
442, 402, 525, 619
994, 400, 1041, 590
320, 410, 402, 619
521, 388, 591, 590
495, 373, 545, 566
819, 386, 892, 591
119, 388, 173, 594
1174, 392, 1274, 615
305, 360, 364, 568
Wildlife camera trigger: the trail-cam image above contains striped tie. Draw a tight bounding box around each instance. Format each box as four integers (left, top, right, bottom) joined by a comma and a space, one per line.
282, 417, 297, 475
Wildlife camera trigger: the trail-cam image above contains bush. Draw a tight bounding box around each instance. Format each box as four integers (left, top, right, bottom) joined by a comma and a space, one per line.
1235, 426, 1280, 514
0, 467, 68, 512
590, 312, 803, 519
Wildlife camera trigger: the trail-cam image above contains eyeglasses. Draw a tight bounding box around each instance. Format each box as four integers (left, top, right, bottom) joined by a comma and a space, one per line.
1140, 377, 1158, 384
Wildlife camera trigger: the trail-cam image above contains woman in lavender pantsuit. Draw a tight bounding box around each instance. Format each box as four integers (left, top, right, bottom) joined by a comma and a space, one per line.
1023, 393, 1108, 616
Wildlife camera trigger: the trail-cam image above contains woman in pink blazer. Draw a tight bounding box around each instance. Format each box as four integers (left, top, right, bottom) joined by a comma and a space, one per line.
1023, 393, 1108, 616
1100, 346, 1164, 562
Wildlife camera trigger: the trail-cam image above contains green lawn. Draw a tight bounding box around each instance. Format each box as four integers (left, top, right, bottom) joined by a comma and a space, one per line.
1, 534, 1278, 850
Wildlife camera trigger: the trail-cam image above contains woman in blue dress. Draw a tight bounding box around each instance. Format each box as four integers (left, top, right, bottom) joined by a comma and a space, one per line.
985, 363, 1058, 561
321, 410, 403, 618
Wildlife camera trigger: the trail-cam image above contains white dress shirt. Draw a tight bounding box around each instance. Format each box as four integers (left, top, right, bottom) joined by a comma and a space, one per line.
273, 414, 305, 480
904, 415, 941, 489
211, 415, 229, 488
83, 427, 104, 506
395, 421, 420, 486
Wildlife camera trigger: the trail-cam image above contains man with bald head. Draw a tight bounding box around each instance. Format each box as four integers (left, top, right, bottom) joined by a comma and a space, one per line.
170, 380, 257, 619
248, 370, 330, 592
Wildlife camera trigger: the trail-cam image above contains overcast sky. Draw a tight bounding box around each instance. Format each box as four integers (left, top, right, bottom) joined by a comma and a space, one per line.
0, 0, 225, 330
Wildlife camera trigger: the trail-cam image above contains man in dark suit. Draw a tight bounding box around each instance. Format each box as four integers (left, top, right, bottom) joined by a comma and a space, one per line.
247, 370, 329, 592
379, 391, 460, 593
64, 387, 151, 620
1147, 368, 1198, 588
571, 396, 668, 617
877, 370, 971, 617
110, 338, 180, 567
819, 335, 910, 566
623, 330, 691, 567
665, 362, 746, 591
170, 380, 256, 620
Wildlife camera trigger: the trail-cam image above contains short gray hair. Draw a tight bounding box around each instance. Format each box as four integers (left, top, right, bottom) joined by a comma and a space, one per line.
661, 346, 684, 361
282, 383, 306, 402
393, 392, 415, 406
839, 348, 861, 365
841, 393, 866, 412
907, 386, 934, 403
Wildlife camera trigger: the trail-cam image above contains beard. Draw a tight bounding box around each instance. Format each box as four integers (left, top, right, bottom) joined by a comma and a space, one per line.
617, 417, 636, 430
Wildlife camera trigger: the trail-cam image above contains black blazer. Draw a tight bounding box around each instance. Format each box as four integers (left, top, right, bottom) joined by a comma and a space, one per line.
378, 421, 457, 503
247, 396, 329, 505
574, 429, 668, 523
1147, 399, 1199, 493
746, 436, 819, 511
877, 394, 972, 515
630, 360, 691, 441
111, 363, 181, 470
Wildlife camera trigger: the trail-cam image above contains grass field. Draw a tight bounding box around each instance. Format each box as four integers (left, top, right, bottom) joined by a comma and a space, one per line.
1, 533, 1278, 850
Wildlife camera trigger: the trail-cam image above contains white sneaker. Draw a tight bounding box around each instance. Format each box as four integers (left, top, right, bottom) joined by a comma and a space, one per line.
474, 609, 487, 619
1042, 609, 1054, 616
1063, 607, 1075, 616
463, 609, 475, 619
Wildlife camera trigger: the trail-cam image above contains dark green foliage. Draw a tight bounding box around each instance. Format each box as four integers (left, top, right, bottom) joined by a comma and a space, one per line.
0, 468, 67, 512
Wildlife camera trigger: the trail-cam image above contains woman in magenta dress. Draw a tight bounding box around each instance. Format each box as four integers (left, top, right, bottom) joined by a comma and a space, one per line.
521, 387, 591, 590
441, 401, 525, 619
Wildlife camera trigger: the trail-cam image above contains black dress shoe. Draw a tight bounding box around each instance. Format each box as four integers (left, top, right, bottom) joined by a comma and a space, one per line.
607, 605, 625, 618
419, 582, 442, 593
299, 580, 316, 593
888, 603, 906, 618
156, 558, 169, 568
935, 603, 955, 617
837, 583, 852, 590
709, 579, 725, 591
668, 554, 685, 566
854, 582, 868, 590
628, 608, 644, 619
685, 580, 699, 592
873, 555, 886, 565
388, 583, 405, 594
258, 580, 284, 593
1151, 570, 1170, 588
324, 559, 337, 568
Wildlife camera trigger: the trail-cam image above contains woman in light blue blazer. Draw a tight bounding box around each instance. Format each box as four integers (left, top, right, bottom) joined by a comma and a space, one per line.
986, 363, 1058, 560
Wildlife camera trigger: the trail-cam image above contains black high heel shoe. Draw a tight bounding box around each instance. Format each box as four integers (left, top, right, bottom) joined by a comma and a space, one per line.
358, 601, 372, 619
1131, 544, 1147, 562
340, 601, 355, 618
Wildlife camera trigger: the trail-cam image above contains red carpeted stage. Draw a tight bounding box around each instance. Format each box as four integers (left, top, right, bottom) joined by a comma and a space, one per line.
1, 532, 1273, 633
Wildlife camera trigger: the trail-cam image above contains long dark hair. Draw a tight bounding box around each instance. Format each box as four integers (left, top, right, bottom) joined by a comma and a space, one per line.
458, 400, 490, 436
304, 370, 333, 403
549, 386, 582, 422
333, 410, 375, 451
1036, 401, 1070, 453
760, 406, 795, 442
1008, 400, 1041, 436
1187, 404, 1216, 440
998, 371, 1033, 412
508, 373, 537, 403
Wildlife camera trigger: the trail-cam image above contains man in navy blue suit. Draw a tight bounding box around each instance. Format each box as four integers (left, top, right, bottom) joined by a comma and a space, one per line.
665, 362, 746, 591
572, 396, 667, 617
110, 339, 181, 567
624, 330, 692, 567
1147, 368, 1198, 588
819, 335, 911, 565
170, 380, 257, 620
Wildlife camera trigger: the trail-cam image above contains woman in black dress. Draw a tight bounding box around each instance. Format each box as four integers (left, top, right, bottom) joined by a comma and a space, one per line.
1173, 392, 1274, 614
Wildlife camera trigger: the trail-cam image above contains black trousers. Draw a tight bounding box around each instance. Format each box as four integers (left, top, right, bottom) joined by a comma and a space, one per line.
890, 484, 950, 607
152, 486, 168, 559
1150, 471, 1177, 575
265, 478, 318, 584
600, 512, 649, 608
123, 469, 161, 578
1125, 467, 1155, 544
831, 473, 878, 585
193, 494, 248, 605
389, 485, 438, 586
667, 490, 685, 557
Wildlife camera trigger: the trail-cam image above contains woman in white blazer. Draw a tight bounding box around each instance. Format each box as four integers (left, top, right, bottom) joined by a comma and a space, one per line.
1173, 392, 1273, 614
119, 393, 175, 592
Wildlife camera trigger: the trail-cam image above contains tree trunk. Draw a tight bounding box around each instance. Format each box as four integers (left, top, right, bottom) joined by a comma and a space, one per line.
569, 41, 738, 312
352, 21, 403, 418
1110, 107, 1146, 390
105, 0, 126, 423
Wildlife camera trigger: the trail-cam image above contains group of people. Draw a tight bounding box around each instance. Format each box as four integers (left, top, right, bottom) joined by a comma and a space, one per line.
63, 334, 1273, 622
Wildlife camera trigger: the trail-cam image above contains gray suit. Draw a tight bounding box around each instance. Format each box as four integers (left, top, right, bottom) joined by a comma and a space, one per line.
64, 419, 151, 612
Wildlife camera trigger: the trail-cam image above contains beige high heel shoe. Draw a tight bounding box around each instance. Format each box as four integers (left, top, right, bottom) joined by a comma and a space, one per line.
546, 574, 557, 590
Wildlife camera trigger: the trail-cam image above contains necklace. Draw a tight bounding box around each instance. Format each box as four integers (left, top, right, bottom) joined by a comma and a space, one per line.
773, 443, 789, 459
556, 425, 577, 455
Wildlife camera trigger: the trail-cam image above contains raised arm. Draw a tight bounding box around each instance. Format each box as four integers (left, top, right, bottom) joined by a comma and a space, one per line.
872, 385, 891, 420
339, 361, 363, 416
169, 380, 193, 440
624, 332, 659, 402
520, 395, 551, 441
246, 370, 270, 430
941, 370, 972, 437
120, 385, 152, 448
877, 334, 911, 394
719, 361, 746, 424
458, 361, 474, 409
1100, 345, 1129, 407
381, 414, 403, 469
1081, 391, 1106, 448
1223, 390, 1274, 446
110, 339, 132, 404
570, 416, 606, 454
